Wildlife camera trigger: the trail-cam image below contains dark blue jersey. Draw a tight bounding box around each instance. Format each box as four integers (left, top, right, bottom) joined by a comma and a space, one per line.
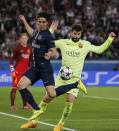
31, 29, 55, 71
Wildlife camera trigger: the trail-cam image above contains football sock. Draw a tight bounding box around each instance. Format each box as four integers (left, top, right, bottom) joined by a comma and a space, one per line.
59, 102, 73, 125
22, 99, 27, 106
10, 87, 17, 106
19, 88, 40, 110
55, 82, 78, 96
20, 92, 27, 106
39, 100, 48, 112
32, 100, 48, 124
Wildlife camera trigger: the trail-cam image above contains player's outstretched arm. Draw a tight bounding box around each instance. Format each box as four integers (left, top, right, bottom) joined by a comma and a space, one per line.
89, 32, 116, 54
19, 15, 34, 37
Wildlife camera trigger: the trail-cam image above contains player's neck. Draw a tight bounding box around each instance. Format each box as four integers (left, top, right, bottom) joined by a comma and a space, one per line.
21, 44, 27, 47
38, 28, 48, 32
71, 38, 80, 43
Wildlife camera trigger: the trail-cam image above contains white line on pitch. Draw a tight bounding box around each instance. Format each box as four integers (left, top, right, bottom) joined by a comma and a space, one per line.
40, 118, 119, 122
83, 95, 119, 101
0, 112, 78, 131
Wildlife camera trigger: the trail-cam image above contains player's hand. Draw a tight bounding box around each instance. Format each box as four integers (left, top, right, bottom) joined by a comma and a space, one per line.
19, 15, 26, 22
109, 32, 116, 38
44, 53, 51, 60
50, 20, 59, 31
10, 70, 16, 78
10, 70, 18, 78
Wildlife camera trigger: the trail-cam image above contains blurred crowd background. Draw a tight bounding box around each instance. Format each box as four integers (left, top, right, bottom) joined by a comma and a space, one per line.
0, 0, 119, 60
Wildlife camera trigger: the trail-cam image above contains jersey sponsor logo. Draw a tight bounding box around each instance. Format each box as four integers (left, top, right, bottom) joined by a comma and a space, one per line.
21, 54, 30, 58
32, 43, 40, 48
66, 51, 80, 57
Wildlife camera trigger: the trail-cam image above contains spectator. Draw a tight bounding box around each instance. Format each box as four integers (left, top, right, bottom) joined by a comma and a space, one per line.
0, 0, 119, 60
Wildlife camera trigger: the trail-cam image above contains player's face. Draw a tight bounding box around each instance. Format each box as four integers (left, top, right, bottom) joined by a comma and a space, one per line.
20, 35, 28, 47
71, 30, 82, 42
37, 17, 48, 31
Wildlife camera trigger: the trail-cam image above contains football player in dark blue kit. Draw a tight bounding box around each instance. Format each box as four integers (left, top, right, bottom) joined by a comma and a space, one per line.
17, 13, 82, 126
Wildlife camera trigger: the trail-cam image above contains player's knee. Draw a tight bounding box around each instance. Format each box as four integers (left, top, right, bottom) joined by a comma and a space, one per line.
67, 99, 73, 103
67, 97, 75, 103
17, 82, 22, 90
17, 80, 26, 90
48, 92, 56, 98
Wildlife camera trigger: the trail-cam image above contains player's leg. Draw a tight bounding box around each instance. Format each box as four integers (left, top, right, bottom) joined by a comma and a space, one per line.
77, 80, 87, 94
42, 72, 79, 97
29, 74, 79, 120
10, 77, 18, 110
54, 89, 78, 131
17, 68, 40, 110
21, 95, 51, 130
17, 73, 32, 110
30, 86, 56, 121
28, 71, 78, 120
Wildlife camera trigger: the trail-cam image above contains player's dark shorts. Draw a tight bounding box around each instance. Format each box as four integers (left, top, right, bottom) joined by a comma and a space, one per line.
23, 67, 55, 86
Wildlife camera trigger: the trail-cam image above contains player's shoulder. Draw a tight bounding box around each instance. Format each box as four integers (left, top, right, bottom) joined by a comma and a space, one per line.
45, 29, 52, 36
14, 45, 21, 50
80, 39, 91, 45
44, 30, 54, 39
55, 39, 69, 43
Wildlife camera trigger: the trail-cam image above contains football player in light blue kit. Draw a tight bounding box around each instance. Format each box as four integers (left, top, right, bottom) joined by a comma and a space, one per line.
22, 23, 116, 131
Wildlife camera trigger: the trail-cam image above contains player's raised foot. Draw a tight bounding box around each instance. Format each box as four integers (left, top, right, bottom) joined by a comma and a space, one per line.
23, 105, 32, 110
77, 80, 87, 95
11, 105, 18, 110
21, 121, 38, 130
54, 123, 63, 131
29, 109, 44, 120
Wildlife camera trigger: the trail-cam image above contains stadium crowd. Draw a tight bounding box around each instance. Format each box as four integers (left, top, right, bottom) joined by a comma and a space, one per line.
0, 0, 119, 59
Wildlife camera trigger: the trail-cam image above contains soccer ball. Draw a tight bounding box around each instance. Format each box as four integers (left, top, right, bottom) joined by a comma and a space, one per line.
59, 66, 73, 80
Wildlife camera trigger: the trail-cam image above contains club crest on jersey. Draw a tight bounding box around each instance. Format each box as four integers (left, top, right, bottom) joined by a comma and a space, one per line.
27, 49, 30, 54
78, 43, 83, 48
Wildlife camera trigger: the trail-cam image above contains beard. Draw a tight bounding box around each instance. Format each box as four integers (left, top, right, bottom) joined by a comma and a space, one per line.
71, 37, 80, 42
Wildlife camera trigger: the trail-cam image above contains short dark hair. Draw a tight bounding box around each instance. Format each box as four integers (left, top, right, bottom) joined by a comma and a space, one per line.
37, 12, 51, 22
72, 24, 83, 32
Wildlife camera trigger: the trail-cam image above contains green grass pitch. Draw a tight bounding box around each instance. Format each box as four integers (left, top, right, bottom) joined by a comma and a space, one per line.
0, 87, 119, 131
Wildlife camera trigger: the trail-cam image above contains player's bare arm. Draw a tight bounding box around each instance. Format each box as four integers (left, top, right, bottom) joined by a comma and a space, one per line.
44, 47, 57, 60
49, 20, 59, 33
19, 15, 34, 37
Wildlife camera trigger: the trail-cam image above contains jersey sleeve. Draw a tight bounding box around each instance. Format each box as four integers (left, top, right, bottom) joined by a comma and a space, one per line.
88, 37, 114, 54
32, 29, 37, 38
10, 47, 18, 71
55, 39, 64, 49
